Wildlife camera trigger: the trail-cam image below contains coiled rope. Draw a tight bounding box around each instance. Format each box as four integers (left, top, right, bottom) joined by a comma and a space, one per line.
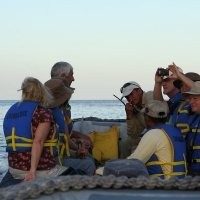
1, 175, 200, 200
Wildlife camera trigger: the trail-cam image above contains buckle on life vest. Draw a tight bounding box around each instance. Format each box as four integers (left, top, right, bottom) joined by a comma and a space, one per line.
192, 159, 197, 164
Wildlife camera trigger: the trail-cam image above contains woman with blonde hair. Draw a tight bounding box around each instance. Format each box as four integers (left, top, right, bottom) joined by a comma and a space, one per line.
1, 77, 71, 188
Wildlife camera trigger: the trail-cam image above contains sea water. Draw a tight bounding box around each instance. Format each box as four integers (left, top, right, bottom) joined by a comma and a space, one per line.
0, 100, 126, 180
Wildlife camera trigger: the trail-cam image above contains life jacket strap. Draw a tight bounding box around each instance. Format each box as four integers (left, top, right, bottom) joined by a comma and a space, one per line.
191, 129, 200, 133
193, 146, 200, 150
174, 123, 190, 133
59, 133, 70, 157
178, 110, 189, 114
191, 159, 200, 163
177, 102, 188, 114
149, 171, 186, 178
146, 160, 185, 166
12, 127, 16, 151
6, 127, 59, 156
62, 108, 74, 137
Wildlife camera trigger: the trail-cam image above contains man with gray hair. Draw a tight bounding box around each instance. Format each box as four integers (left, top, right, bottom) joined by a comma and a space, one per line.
51, 61, 93, 149
154, 63, 184, 123
127, 100, 187, 179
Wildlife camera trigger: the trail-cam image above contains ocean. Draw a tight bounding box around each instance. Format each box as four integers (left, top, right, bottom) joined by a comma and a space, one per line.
0, 99, 126, 180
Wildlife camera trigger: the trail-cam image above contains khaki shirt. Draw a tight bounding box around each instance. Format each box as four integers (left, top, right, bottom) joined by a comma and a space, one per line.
127, 91, 154, 139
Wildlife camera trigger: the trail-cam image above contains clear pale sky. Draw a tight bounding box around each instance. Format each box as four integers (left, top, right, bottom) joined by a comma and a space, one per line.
1, 0, 200, 100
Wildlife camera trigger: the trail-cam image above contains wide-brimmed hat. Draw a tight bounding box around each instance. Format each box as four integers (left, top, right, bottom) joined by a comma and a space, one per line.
44, 78, 74, 108
142, 100, 167, 118
182, 81, 200, 98
120, 81, 141, 99
173, 72, 200, 90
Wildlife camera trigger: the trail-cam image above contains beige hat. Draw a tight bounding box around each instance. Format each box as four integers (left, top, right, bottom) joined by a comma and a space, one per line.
44, 78, 74, 108
182, 81, 200, 97
120, 81, 141, 99
143, 100, 167, 118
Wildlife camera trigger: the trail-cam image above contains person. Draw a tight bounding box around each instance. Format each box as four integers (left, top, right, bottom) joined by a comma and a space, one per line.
50, 61, 93, 149
181, 81, 200, 176
154, 63, 184, 124
119, 81, 154, 159
44, 78, 96, 175
1, 77, 69, 188
168, 66, 200, 136
127, 100, 187, 179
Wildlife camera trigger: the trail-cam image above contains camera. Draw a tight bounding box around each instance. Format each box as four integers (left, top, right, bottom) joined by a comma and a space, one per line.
157, 69, 169, 76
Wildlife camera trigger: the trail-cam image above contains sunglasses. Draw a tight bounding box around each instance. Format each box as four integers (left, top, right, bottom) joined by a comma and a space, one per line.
120, 83, 139, 93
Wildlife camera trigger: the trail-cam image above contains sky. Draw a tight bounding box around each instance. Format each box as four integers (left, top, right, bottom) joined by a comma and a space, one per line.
1, 0, 200, 100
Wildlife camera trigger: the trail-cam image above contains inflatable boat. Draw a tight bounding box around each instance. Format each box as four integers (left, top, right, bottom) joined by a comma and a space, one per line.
1, 117, 200, 200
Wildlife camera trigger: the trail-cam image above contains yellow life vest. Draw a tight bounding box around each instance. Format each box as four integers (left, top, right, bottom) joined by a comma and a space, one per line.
88, 124, 120, 163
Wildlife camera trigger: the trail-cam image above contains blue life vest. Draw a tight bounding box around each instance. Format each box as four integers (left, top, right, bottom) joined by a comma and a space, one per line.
186, 114, 200, 171
172, 101, 191, 137
3, 102, 59, 157
167, 93, 183, 124
146, 124, 187, 179
62, 104, 73, 137
50, 108, 70, 157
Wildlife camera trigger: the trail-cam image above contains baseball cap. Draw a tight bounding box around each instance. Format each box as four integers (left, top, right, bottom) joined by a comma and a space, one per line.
120, 81, 141, 99
142, 100, 167, 118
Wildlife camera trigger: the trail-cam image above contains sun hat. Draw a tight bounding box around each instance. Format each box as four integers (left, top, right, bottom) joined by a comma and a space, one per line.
44, 78, 74, 108
142, 100, 167, 118
163, 66, 183, 79
182, 81, 200, 97
120, 81, 141, 99
173, 72, 200, 90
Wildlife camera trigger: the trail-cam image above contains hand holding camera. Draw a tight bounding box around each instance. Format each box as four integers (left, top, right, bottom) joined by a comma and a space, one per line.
155, 63, 181, 83
155, 68, 167, 84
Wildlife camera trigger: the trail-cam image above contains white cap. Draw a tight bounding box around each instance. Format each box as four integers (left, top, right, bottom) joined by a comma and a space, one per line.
163, 66, 183, 79
120, 81, 141, 99
141, 100, 167, 118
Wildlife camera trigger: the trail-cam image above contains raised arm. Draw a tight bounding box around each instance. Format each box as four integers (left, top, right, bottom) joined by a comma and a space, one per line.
168, 62, 194, 89
153, 68, 165, 102
153, 68, 169, 113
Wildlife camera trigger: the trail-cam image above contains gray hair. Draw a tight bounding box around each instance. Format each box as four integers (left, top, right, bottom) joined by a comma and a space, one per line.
51, 62, 73, 78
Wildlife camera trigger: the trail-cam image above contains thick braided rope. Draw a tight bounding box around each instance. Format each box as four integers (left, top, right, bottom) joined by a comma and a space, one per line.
1, 175, 200, 200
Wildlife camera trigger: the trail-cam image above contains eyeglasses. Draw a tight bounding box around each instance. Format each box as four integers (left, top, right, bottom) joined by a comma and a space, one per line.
120, 83, 139, 93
